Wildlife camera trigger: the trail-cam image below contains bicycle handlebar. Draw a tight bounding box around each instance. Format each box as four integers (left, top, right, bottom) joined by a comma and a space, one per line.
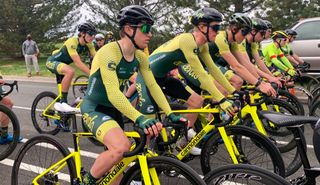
1, 80, 18, 97
123, 126, 147, 157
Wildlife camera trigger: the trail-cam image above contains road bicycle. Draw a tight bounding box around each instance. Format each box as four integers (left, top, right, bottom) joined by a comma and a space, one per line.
260, 110, 320, 185
154, 94, 286, 177
11, 111, 206, 185
0, 80, 20, 160
72, 74, 88, 99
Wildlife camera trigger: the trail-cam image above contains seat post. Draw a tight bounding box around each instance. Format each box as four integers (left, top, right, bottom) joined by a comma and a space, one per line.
290, 126, 311, 169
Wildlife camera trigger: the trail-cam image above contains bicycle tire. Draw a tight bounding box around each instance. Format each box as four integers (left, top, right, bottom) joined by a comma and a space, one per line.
11, 134, 77, 185
200, 125, 285, 177
121, 156, 206, 185
0, 104, 20, 160
72, 75, 88, 99
309, 100, 320, 129
278, 89, 304, 115
31, 91, 76, 135
310, 92, 320, 108
313, 126, 320, 163
204, 164, 290, 185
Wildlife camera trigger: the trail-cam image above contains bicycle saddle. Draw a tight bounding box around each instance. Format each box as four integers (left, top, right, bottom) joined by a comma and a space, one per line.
259, 111, 320, 127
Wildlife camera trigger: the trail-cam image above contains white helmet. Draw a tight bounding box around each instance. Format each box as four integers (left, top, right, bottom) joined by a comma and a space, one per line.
95, 33, 105, 40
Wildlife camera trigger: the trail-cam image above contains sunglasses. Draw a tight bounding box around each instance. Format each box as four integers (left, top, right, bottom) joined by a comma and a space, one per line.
96, 39, 104, 41
241, 27, 251, 36
87, 30, 96, 36
209, 24, 220, 32
280, 38, 287, 42
259, 30, 266, 36
131, 23, 153, 34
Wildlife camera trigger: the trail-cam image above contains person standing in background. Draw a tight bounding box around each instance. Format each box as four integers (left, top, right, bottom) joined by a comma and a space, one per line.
22, 34, 40, 77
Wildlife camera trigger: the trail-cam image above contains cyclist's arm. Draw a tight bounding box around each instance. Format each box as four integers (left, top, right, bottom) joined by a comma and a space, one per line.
221, 52, 259, 85
181, 41, 225, 101
98, 50, 142, 122
292, 53, 304, 64
66, 40, 90, 75
286, 55, 300, 66
200, 45, 235, 94
279, 53, 294, 70
253, 51, 274, 76
137, 51, 171, 115
88, 43, 96, 58
264, 46, 290, 71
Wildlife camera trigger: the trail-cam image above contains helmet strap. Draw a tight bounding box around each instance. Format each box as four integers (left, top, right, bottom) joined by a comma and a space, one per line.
275, 39, 281, 48
250, 31, 258, 42
231, 29, 237, 42
124, 27, 142, 50
197, 24, 210, 42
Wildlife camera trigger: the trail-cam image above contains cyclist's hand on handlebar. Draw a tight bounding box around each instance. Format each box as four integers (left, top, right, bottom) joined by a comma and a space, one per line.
219, 98, 237, 116
287, 69, 296, 77
257, 82, 276, 97
168, 113, 187, 123
0, 79, 4, 84
135, 115, 162, 137
269, 77, 282, 88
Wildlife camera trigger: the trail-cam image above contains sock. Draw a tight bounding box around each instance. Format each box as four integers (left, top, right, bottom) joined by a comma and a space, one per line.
0, 127, 8, 138
61, 92, 68, 103
82, 171, 98, 185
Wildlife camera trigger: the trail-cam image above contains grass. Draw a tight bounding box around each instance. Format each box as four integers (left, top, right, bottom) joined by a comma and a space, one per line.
0, 57, 84, 77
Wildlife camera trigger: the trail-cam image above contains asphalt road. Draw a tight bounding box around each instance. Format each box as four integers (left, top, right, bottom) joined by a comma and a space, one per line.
0, 80, 319, 184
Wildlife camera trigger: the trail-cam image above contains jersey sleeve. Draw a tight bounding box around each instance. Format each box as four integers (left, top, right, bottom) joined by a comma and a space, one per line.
180, 36, 225, 101
215, 32, 231, 55
97, 44, 143, 122
136, 50, 172, 115
199, 44, 235, 94
232, 41, 246, 53
65, 38, 79, 57
251, 42, 259, 55
87, 42, 96, 56
264, 44, 289, 71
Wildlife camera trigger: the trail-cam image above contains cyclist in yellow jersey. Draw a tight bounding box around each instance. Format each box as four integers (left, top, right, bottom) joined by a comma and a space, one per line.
80, 5, 186, 185
263, 31, 296, 77
209, 13, 276, 96
46, 23, 96, 112
136, 8, 237, 155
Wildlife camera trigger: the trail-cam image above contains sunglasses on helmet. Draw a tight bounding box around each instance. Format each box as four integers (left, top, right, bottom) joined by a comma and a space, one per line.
131, 23, 153, 34
209, 24, 221, 32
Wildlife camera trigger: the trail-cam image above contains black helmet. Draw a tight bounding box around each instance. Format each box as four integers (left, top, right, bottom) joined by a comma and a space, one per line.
285, 29, 298, 36
263, 20, 272, 29
190, 7, 223, 26
251, 18, 268, 31
271, 30, 288, 39
229, 13, 252, 29
117, 5, 154, 27
78, 22, 97, 35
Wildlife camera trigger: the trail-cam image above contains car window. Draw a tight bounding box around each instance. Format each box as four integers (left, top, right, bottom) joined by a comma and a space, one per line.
295, 20, 320, 40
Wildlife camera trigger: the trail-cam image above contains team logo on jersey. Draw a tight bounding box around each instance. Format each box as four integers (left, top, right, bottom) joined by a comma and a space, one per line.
107, 61, 116, 71
193, 48, 200, 55
71, 44, 77, 49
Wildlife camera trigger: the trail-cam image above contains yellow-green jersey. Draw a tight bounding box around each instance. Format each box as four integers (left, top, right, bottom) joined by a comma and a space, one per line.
84, 42, 171, 122
48, 36, 96, 64
262, 42, 293, 71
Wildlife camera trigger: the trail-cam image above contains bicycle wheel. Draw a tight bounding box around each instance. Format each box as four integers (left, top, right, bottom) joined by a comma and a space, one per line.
31, 91, 76, 135
0, 104, 20, 160
309, 101, 320, 127
278, 89, 304, 115
121, 156, 206, 185
200, 125, 285, 177
204, 164, 290, 185
11, 134, 77, 185
72, 75, 88, 99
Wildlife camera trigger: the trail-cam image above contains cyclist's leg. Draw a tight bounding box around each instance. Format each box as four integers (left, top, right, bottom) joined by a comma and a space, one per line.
0, 97, 15, 139
81, 100, 130, 184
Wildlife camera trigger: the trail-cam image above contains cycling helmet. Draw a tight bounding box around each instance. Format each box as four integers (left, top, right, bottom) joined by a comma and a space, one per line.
117, 5, 154, 27
78, 22, 97, 35
271, 30, 288, 39
251, 18, 268, 31
106, 31, 114, 35
229, 13, 252, 29
264, 20, 272, 29
95, 33, 105, 40
190, 7, 223, 26
285, 29, 298, 36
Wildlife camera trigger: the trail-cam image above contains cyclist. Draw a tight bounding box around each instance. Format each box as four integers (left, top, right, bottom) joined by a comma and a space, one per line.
262, 30, 296, 77
206, 13, 276, 95
264, 20, 273, 39
283, 29, 309, 67
0, 77, 23, 144
105, 31, 114, 43
136, 7, 237, 155
80, 5, 185, 184
243, 18, 281, 86
93, 33, 106, 51
46, 22, 96, 112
